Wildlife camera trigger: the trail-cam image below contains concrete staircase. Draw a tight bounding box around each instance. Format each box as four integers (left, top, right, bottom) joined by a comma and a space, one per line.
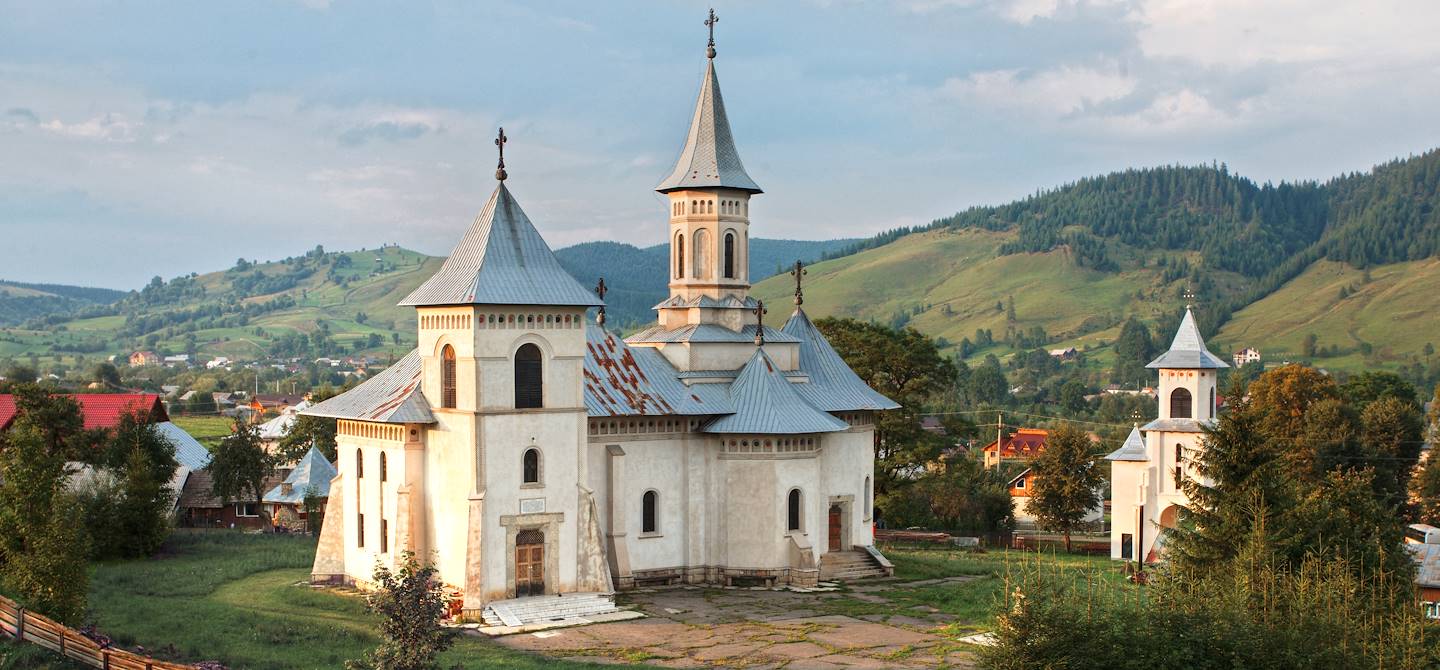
480, 592, 618, 628
819, 549, 889, 581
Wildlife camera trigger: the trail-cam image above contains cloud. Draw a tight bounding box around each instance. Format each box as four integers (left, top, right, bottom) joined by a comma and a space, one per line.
901, 0, 1123, 24
337, 117, 441, 146
5, 107, 38, 124
940, 64, 1137, 116
37, 113, 140, 142
1129, 0, 1440, 68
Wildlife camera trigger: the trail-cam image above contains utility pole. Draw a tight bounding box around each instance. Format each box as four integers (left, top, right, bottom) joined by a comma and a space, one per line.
995, 412, 1004, 469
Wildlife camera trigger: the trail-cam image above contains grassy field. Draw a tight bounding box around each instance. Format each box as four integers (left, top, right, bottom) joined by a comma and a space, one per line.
83, 532, 614, 670
168, 416, 236, 450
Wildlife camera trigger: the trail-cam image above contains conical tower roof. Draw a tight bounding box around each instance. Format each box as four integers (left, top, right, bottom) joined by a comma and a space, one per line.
655, 57, 762, 194
702, 349, 846, 434
1146, 307, 1228, 369
400, 182, 602, 307
1105, 426, 1149, 462
781, 308, 899, 412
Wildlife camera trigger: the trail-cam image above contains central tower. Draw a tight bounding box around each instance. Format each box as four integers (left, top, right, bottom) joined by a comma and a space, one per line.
653, 9, 763, 332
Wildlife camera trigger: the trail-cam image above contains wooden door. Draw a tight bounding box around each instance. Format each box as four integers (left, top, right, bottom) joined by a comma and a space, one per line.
515, 529, 545, 597
828, 505, 843, 552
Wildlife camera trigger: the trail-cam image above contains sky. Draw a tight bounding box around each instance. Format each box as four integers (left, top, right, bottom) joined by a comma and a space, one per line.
3, 1, 1439, 289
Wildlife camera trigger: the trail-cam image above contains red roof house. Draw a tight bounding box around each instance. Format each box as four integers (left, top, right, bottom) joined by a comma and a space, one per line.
982, 428, 1050, 468
0, 393, 168, 431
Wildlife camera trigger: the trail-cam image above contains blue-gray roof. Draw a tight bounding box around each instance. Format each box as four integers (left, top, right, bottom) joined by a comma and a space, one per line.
584, 324, 729, 416
1105, 426, 1148, 462
627, 323, 798, 345
263, 446, 336, 505
1141, 417, 1215, 433
781, 309, 900, 412
155, 421, 212, 471
701, 349, 847, 435
653, 294, 758, 310
1147, 308, 1229, 369
655, 58, 762, 194
302, 350, 436, 424
399, 182, 603, 307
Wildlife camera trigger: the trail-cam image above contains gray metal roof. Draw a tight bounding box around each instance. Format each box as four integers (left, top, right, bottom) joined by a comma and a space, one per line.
626, 323, 799, 345
155, 421, 212, 471
263, 446, 336, 505
1140, 417, 1215, 433
584, 324, 728, 416
653, 294, 758, 310
1407, 542, 1440, 588
399, 182, 603, 307
1147, 308, 1229, 369
655, 58, 762, 194
302, 350, 436, 424
1105, 426, 1149, 462
701, 349, 847, 435
781, 308, 901, 412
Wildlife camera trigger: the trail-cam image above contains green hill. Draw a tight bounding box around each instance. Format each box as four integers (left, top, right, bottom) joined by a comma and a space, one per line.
755, 149, 1440, 381
0, 238, 852, 366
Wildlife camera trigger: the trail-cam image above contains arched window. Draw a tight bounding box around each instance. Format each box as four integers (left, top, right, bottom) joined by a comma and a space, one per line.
514, 343, 543, 409
707, 200, 714, 214
675, 233, 685, 280
691, 200, 698, 214
642, 490, 658, 534
523, 448, 540, 484
863, 477, 872, 521
787, 488, 802, 532
441, 345, 456, 409
1209, 387, 1216, 418
1170, 387, 1192, 419
380, 452, 387, 482
723, 232, 736, 279
356, 448, 364, 479
693, 229, 710, 279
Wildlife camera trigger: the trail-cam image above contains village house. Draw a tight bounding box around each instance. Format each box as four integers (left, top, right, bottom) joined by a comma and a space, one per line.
129, 350, 160, 367
1232, 347, 1261, 368
982, 427, 1049, 469
1047, 347, 1078, 361
300, 28, 898, 623
263, 446, 336, 532
1107, 307, 1227, 562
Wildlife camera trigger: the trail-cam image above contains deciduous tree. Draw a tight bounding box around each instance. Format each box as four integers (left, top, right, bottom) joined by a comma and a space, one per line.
1025, 423, 1102, 552
209, 419, 276, 529
348, 552, 456, 670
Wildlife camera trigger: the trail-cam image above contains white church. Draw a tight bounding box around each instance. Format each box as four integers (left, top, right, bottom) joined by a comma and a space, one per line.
1106, 308, 1229, 563
303, 24, 898, 619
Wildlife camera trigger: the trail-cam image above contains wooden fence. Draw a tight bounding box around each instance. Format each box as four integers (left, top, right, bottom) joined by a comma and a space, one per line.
0, 595, 197, 670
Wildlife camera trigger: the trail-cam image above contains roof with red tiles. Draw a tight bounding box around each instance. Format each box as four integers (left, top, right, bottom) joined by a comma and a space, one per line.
0, 393, 168, 431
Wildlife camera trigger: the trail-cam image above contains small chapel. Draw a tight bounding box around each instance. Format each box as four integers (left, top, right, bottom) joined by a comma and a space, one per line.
1106, 306, 1229, 563
303, 16, 897, 619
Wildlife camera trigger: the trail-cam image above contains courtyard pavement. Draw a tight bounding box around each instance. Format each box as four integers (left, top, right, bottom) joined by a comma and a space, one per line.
486, 579, 980, 669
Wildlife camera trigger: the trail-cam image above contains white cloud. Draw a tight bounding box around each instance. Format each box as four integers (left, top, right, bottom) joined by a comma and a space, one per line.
940, 64, 1137, 116
1096, 88, 1239, 135
1129, 0, 1440, 68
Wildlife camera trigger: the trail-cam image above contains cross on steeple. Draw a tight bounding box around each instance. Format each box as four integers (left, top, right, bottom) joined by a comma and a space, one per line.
704, 8, 719, 58
753, 300, 767, 346
1182, 287, 1196, 309
494, 127, 508, 181
594, 277, 608, 326
790, 260, 807, 305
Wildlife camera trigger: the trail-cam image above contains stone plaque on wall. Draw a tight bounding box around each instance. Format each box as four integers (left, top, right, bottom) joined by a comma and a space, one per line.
519, 498, 545, 515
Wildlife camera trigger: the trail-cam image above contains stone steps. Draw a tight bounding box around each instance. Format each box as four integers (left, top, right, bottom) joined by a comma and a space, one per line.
480, 593, 618, 627
819, 550, 888, 581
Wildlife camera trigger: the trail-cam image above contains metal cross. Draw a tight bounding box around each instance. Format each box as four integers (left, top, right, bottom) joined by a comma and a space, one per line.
790, 260, 807, 305
753, 300, 768, 346
594, 277, 608, 326
1182, 287, 1196, 309
494, 127, 508, 181
705, 8, 719, 49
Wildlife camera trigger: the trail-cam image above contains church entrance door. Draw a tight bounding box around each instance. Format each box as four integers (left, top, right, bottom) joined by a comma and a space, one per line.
515, 529, 545, 597
828, 505, 843, 552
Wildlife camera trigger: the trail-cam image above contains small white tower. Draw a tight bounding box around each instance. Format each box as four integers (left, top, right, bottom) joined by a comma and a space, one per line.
1107, 306, 1228, 563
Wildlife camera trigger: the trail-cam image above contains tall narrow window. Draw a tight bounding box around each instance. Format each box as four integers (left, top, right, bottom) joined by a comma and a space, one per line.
514, 344, 543, 409
1170, 388, 1192, 419
523, 448, 540, 484
358, 512, 365, 548
675, 234, 685, 279
642, 490, 658, 534
693, 229, 710, 279
356, 448, 364, 478
380, 519, 388, 553
787, 489, 802, 532
863, 477, 872, 520
380, 452, 388, 482
723, 232, 735, 279
1209, 387, 1216, 417
441, 345, 456, 409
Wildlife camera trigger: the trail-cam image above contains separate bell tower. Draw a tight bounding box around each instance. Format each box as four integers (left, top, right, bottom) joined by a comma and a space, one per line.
654, 8, 764, 331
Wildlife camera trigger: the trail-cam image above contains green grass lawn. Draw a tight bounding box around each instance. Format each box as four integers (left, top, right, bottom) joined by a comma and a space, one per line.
85, 532, 615, 670
823, 545, 1129, 634
168, 416, 235, 450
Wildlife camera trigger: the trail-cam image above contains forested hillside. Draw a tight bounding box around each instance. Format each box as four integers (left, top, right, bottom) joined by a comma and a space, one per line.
0, 281, 127, 327
756, 148, 1440, 384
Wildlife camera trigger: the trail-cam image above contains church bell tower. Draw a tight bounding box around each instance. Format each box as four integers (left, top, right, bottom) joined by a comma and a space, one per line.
654, 8, 763, 331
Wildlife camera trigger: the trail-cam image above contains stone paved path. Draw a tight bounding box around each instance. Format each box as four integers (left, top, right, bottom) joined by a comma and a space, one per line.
486, 583, 980, 668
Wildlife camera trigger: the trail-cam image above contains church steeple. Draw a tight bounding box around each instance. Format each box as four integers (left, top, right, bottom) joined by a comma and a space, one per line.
653, 10, 761, 331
